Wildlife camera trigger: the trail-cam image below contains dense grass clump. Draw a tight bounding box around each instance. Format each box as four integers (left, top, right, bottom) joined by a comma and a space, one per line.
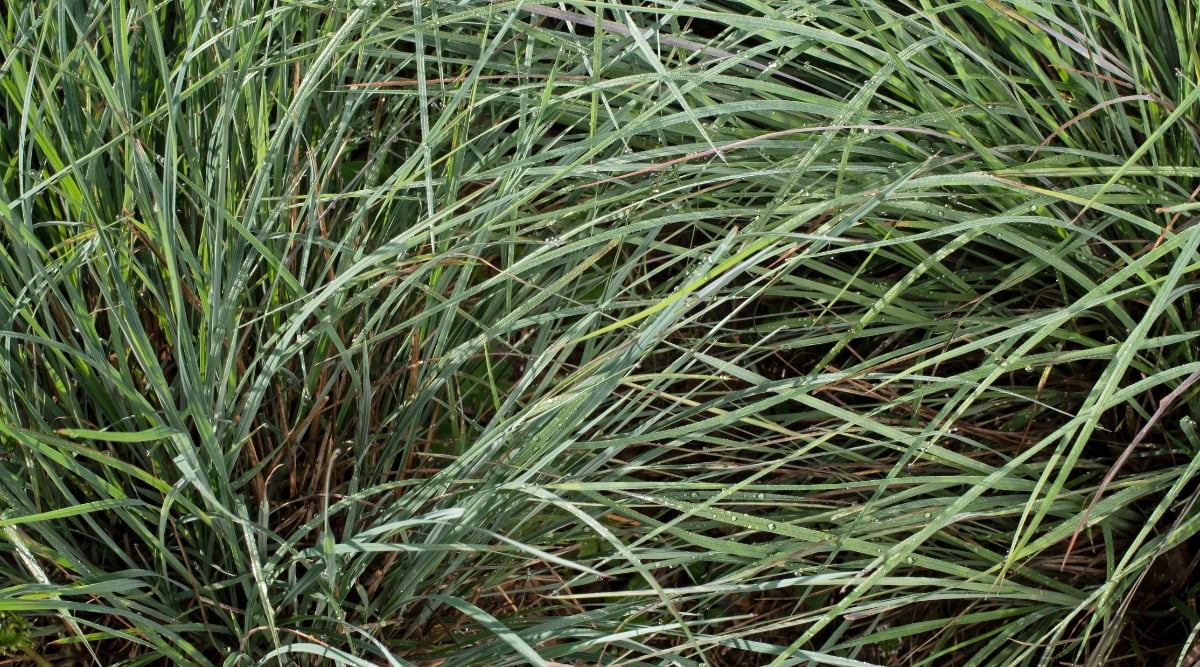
2, 0, 1199, 665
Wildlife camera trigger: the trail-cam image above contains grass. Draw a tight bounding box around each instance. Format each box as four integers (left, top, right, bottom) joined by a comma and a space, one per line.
1, 0, 1199, 665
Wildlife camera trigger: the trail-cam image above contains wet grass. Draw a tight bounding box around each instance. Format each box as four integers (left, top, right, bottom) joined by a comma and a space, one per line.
1, 0, 1199, 665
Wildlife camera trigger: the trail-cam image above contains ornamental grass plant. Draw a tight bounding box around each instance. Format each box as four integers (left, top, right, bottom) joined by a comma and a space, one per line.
1, 1, 1199, 665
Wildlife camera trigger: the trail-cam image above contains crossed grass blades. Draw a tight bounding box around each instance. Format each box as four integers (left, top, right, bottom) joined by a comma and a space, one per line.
1, 0, 1199, 665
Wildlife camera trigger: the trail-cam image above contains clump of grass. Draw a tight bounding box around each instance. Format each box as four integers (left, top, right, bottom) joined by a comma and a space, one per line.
1, 0, 1198, 665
